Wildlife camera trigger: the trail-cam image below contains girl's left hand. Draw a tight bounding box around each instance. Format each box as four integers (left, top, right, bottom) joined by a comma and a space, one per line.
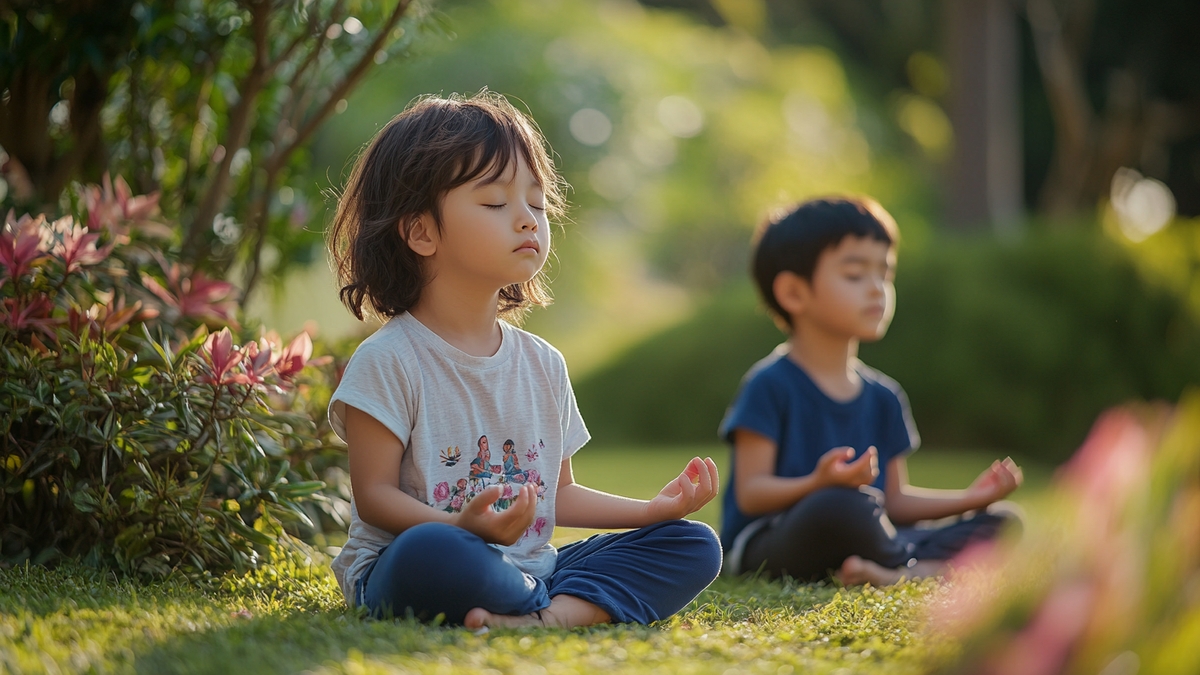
644, 457, 720, 523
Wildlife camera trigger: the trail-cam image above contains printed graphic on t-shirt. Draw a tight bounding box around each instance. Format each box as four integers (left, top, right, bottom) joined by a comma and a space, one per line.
430, 435, 549, 540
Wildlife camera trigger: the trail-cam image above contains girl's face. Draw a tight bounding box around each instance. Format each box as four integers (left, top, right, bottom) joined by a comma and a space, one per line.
424, 155, 550, 293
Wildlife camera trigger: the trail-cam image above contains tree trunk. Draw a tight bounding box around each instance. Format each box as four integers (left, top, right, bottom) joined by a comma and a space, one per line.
944, 0, 1023, 233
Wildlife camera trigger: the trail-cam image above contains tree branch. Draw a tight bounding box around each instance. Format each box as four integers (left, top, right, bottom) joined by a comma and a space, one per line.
1026, 0, 1097, 215
272, 0, 414, 172
240, 0, 413, 296
185, 0, 274, 261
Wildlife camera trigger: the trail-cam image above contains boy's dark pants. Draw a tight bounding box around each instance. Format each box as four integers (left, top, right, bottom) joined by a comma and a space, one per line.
740, 487, 1020, 581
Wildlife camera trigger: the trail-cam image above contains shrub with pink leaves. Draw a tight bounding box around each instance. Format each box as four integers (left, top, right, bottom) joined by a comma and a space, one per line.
0, 178, 337, 577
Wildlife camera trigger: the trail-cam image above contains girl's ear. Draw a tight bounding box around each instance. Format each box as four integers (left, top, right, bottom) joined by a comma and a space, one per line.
404, 213, 438, 257
773, 271, 811, 318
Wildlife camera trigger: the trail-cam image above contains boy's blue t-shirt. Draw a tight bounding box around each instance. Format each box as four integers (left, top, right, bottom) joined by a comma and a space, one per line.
717, 345, 921, 550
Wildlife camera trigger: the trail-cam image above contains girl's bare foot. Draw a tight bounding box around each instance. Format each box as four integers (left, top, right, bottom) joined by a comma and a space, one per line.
463, 607, 542, 630
837, 555, 943, 586
463, 594, 611, 630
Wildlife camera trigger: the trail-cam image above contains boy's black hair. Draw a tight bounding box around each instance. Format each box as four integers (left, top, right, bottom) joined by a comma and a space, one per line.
328, 90, 567, 323
751, 196, 898, 328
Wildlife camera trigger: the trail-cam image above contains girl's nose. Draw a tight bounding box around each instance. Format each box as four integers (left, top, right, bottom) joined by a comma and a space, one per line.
517, 205, 538, 230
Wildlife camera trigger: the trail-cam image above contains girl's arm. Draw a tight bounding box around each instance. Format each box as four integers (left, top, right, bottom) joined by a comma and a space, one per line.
555, 456, 719, 529
346, 405, 536, 545
882, 455, 1022, 526
733, 428, 879, 516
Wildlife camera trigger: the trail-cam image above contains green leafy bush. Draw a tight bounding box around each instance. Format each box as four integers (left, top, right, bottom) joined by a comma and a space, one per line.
0, 178, 334, 576
575, 230, 1200, 463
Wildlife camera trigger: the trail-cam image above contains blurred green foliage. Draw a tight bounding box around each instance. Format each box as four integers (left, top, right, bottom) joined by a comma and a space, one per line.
300, 0, 1200, 466
313, 0, 937, 352
575, 228, 1200, 464
0, 0, 436, 291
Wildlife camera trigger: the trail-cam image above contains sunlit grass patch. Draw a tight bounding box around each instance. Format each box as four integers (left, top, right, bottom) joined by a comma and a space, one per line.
2, 446, 1040, 674
0, 559, 947, 674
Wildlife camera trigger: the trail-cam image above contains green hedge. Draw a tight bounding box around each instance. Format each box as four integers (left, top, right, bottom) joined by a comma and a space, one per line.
573, 231, 1200, 464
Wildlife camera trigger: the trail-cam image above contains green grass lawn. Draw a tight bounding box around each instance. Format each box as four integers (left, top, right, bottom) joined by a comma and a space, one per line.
0, 562, 950, 674
1, 446, 1048, 674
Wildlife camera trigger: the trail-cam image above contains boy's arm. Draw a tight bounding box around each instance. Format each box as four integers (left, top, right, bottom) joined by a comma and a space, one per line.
555, 456, 719, 529
882, 455, 1022, 525
345, 405, 535, 545
733, 428, 878, 516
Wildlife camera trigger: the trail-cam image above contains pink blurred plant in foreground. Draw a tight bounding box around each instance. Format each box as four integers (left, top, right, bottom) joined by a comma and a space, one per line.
925, 399, 1200, 675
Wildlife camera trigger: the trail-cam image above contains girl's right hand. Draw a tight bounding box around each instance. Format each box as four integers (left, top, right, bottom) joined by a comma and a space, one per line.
814, 446, 878, 488
453, 484, 538, 546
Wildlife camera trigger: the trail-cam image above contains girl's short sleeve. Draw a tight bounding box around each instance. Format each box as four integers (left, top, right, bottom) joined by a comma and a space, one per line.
559, 363, 590, 459
328, 342, 415, 448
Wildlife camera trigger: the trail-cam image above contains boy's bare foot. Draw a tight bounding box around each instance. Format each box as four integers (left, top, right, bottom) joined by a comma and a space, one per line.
836, 555, 943, 586
837, 555, 901, 586
463, 594, 611, 630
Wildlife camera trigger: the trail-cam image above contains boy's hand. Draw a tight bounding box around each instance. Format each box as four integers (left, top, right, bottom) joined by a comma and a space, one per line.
453, 484, 537, 546
644, 457, 719, 523
815, 446, 879, 489
965, 457, 1023, 507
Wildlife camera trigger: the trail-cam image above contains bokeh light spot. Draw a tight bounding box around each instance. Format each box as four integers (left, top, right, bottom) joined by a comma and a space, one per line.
896, 94, 952, 159
569, 108, 613, 146
906, 52, 948, 98
589, 156, 636, 201
1111, 168, 1176, 242
657, 96, 703, 138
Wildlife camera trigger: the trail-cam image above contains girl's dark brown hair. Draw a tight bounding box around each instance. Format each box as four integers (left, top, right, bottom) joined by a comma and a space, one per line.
328, 90, 566, 322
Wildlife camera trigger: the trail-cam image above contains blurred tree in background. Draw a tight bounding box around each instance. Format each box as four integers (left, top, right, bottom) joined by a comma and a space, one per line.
0, 0, 435, 294
315, 0, 941, 367
308, 0, 1199, 463
3, 0, 1195, 465
645, 0, 1200, 222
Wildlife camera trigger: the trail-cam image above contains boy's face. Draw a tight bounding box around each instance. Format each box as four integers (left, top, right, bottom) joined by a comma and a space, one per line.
789, 236, 896, 341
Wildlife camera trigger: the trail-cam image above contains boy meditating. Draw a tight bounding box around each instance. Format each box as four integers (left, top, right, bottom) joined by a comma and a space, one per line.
720, 197, 1023, 585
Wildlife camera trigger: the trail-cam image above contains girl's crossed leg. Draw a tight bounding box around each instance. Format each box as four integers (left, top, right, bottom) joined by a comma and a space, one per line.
359, 520, 722, 628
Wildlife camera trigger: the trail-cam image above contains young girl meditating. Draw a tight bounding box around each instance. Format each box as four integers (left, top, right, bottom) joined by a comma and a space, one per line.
326, 91, 722, 629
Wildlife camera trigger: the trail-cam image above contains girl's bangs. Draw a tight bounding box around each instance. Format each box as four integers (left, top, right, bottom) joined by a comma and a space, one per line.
451, 119, 540, 189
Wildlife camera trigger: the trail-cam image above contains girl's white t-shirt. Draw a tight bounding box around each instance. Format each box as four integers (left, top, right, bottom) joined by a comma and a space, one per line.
328, 312, 590, 605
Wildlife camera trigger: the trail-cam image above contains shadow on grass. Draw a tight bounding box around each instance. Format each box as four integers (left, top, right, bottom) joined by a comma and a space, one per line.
131, 610, 468, 675
0, 563, 202, 616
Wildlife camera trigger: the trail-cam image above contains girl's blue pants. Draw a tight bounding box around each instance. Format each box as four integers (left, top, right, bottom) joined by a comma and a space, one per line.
356, 519, 722, 625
